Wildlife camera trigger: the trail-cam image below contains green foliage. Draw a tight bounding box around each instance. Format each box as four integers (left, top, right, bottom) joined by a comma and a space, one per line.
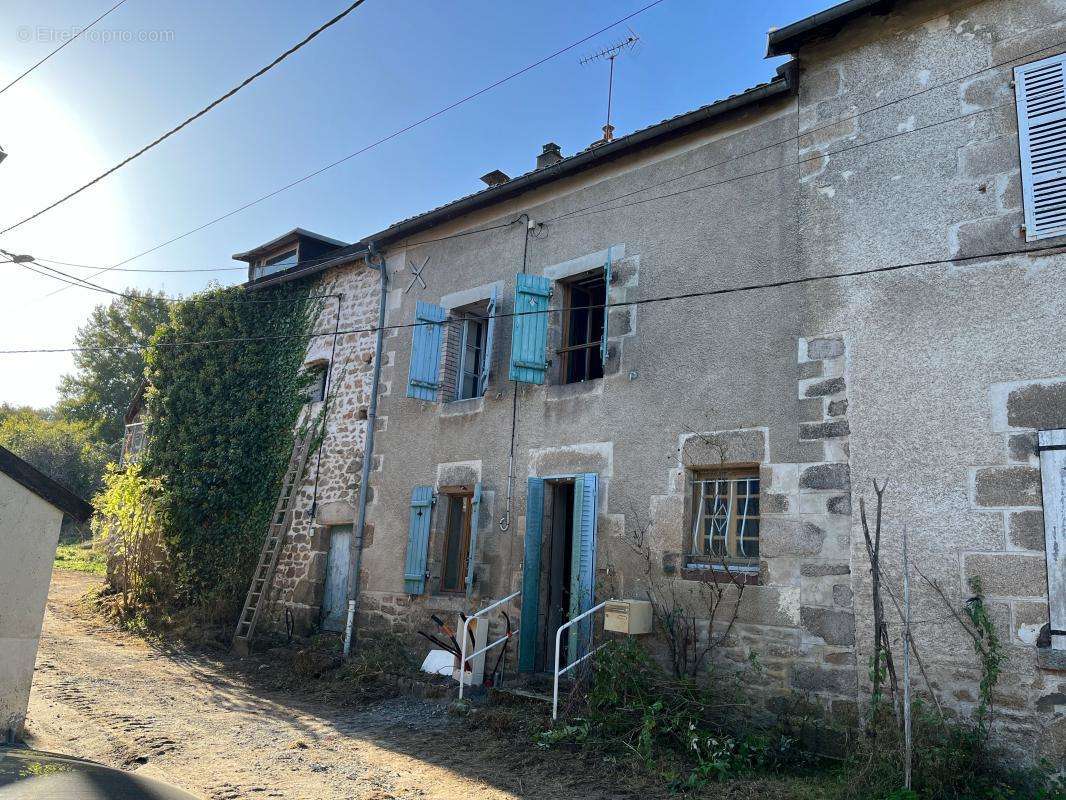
92, 463, 168, 611
963, 577, 1006, 726
53, 542, 106, 574
57, 289, 170, 444
141, 282, 316, 609
537, 639, 806, 791
0, 404, 110, 501
846, 700, 1066, 800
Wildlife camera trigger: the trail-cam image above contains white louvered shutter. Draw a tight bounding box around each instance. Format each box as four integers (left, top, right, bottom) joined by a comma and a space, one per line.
1015, 53, 1066, 241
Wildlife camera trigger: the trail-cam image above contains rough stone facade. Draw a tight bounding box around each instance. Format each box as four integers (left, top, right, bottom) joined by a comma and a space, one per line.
263, 263, 379, 632
251, 0, 1066, 761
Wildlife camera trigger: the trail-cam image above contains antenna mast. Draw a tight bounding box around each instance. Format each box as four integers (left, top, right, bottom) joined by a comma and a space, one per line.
580, 30, 640, 144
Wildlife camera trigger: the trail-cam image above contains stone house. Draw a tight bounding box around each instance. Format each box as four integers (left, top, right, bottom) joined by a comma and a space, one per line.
232, 0, 1066, 759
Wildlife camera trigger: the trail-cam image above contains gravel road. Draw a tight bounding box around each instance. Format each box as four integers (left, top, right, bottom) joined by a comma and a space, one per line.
25, 571, 628, 800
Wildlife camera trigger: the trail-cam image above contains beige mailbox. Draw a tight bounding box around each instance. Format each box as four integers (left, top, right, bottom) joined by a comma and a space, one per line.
603, 599, 653, 635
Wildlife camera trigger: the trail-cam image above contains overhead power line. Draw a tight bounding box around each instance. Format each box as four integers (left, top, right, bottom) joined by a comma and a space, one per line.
0, 0, 130, 97
34, 0, 671, 292
0, 0, 371, 239
2, 240, 1060, 355
34, 256, 247, 273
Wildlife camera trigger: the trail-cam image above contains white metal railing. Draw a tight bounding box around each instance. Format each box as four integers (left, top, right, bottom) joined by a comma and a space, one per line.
457, 590, 520, 700
552, 600, 608, 720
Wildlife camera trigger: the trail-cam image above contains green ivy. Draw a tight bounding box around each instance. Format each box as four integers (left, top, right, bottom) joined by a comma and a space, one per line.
141, 282, 317, 610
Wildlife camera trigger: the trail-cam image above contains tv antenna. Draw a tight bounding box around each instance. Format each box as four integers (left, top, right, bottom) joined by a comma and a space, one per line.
579, 29, 640, 144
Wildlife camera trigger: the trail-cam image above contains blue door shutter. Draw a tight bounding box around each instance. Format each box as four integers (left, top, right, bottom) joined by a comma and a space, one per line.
518, 477, 545, 672
600, 252, 611, 367
509, 274, 551, 384
406, 301, 446, 400
478, 286, 498, 397
403, 486, 434, 594
567, 473, 599, 663
1015, 53, 1066, 241
464, 483, 482, 599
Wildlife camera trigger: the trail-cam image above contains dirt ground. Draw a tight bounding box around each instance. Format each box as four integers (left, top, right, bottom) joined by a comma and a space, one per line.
26, 570, 662, 800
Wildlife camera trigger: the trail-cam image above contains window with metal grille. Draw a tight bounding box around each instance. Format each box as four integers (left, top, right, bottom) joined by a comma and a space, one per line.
439, 491, 474, 593
687, 469, 760, 568
558, 271, 606, 384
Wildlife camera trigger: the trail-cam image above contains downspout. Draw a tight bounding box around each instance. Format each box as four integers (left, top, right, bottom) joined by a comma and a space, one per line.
343, 242, 388, 657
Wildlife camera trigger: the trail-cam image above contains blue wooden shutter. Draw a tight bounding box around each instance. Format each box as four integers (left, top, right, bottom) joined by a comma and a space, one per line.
600, 252, 611, 366
464, 483, 482, 599
403, 486, 434, 594
567, 473, 599, 663
1015, 53, 1066, 241
406, 301, 446, 400
518, 477, 545, 672
509, 274, 551, 384
478, 287, 498, 397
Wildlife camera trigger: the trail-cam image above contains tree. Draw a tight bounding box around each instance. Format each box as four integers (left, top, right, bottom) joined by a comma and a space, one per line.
0, 404, 110, 505
57, 290, 170, 444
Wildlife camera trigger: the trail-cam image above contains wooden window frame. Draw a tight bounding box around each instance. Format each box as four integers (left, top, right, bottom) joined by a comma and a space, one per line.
685, 466, 761, 578
438, 487, 474, 594
306, 362, 329, 404
455, 314, 486, 400
557, 270, 606, 385
251, 247, 299, 281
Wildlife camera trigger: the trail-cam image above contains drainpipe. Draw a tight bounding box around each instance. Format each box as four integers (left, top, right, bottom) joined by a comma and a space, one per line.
344, 242, 388, 658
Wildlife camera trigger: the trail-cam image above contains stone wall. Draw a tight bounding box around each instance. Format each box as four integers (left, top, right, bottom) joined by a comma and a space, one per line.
263, 262, 379, 632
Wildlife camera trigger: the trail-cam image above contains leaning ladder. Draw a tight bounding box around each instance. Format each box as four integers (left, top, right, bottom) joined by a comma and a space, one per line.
232, 431, 315, 655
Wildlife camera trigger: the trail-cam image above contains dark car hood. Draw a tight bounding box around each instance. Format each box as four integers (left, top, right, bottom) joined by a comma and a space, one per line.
0, 746, 199, 799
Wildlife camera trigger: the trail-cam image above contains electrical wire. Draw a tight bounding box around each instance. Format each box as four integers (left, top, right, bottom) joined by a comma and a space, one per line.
0, 0, 130, 96
0, 0, 371, 239
28, 0, 671, 290
2, 239, 1060, 355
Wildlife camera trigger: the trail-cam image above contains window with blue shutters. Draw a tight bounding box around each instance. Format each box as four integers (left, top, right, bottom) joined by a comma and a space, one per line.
1015, 53, 1066, 241
509, 274, 552, 384
403, 486, 434, 594
406, 301, 446, 400
479, 286, 498, 397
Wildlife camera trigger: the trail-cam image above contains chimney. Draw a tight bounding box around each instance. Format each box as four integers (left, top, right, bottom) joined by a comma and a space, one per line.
536, 142, 563, 169
480, 169, 510, 187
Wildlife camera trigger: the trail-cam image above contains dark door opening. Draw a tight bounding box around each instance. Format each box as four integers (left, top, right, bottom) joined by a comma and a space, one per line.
538, 480, 575, 672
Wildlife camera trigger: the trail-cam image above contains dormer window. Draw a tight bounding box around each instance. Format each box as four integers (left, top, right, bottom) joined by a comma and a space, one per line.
251, 248, 298, 281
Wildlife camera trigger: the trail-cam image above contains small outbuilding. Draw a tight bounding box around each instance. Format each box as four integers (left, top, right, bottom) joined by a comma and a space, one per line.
0, 445, 92, 741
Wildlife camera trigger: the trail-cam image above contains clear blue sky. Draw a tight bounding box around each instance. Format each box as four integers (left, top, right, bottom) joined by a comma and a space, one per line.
0, 0, 825, 408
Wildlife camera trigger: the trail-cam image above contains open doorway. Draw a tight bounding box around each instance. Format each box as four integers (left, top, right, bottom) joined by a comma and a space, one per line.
539, 479, 575, 672
518, 473, 599, 674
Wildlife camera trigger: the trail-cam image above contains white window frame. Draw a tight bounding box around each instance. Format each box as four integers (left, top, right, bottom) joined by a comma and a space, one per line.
1038, 429, 1066, 650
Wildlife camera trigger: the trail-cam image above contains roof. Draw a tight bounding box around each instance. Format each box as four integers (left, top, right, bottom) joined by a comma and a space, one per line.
124, 378, 148, 425
243, 242, 371, 290
0, 446, 93, 522
766, 0, 898, 56
232, 228, 350, 262
363, 63, 796, 248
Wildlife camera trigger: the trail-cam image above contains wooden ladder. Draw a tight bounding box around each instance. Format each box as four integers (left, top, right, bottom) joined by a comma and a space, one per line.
231, 431, 315, 655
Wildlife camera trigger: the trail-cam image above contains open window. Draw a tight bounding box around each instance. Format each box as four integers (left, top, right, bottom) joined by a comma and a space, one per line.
557, 270, 606, 384
686, 468, 760, 576
439, 291, 496, 403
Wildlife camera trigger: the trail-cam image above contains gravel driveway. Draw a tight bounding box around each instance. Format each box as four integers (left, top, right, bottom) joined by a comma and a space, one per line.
25, 571, 620, 800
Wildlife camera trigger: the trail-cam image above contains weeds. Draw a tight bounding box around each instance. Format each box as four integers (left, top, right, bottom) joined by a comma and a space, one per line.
536, 639, 814, 791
